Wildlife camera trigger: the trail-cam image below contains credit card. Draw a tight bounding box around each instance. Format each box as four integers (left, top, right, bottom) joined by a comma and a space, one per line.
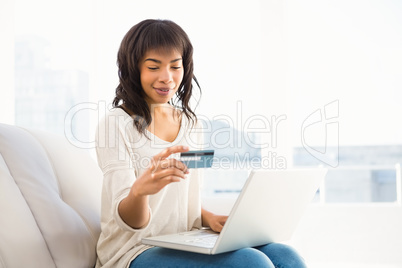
180, 150, 214, 168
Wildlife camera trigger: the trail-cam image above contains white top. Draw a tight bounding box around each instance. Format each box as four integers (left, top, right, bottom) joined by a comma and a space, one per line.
95, 108, 204, 268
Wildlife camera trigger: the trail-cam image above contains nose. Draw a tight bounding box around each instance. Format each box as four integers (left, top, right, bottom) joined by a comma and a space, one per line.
159, 68, 173, 84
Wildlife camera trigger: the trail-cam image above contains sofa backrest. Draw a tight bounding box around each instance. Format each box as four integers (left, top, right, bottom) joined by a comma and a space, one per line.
0, 124, 102, 268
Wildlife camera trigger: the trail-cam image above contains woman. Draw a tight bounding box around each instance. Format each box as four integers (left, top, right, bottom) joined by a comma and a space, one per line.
95, 19, 307, 268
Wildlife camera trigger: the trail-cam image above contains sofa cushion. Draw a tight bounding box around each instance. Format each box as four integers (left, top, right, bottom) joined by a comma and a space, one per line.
0, 124, 102, 268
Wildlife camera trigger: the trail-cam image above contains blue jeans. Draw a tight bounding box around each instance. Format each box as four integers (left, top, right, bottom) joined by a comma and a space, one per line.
130, 243, 307, 268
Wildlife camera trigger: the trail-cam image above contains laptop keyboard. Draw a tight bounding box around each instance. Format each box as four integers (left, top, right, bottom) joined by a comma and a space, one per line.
179, 230, 219, 246
184, 236, 218, 246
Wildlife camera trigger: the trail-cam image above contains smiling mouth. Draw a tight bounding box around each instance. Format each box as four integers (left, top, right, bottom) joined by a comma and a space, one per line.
154, 87, 171, 91
154, 88, 172, 96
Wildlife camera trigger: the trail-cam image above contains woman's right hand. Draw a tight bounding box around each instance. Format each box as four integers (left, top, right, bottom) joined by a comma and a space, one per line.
131, 145, 190, 197
119, 145, 190, 228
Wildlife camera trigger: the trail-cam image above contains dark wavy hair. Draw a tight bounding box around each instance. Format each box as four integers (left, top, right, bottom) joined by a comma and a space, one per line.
113, 19, 201, 135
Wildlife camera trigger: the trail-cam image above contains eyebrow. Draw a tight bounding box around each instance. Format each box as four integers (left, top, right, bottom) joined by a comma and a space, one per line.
144, 58, 182, 64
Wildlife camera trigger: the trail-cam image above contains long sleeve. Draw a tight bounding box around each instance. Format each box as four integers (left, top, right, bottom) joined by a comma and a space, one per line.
95, 108, 203, 268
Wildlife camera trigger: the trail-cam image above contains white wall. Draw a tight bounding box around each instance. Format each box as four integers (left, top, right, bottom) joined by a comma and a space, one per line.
286, 0, 402, 147
0, 0, 15, 124
292, 204, 402, 267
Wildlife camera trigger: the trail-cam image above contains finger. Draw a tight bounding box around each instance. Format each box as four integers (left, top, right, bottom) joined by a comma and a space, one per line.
163, 175, 184, 184
153, 145, 190, 162
151, 159, 189, 175
153, 168, 187, 181
214, 224, 224, 233
160, 158, 189, 173
157, 174, 187, 189
149, 175, 182, 192
219, 216, 228, 225
151, 146, 190, 173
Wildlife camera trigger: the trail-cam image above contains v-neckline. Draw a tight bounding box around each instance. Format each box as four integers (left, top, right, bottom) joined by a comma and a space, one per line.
145, 114, 185, 144
119, 106, 185, 144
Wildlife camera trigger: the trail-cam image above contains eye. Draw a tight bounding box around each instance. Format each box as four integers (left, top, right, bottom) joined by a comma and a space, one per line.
147, 67, 158, 70
171, 66, 181, 70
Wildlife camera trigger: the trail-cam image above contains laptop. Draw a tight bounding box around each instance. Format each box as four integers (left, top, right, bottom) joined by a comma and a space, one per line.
142, 168, 327, 255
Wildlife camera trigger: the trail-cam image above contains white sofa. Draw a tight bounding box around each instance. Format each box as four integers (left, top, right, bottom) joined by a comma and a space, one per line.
0, 123, 103, 268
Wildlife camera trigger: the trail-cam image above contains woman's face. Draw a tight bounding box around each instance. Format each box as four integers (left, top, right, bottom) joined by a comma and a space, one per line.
139, 49, 184, 106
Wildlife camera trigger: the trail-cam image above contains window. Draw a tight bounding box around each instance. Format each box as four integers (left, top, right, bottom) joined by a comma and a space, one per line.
14, 0, 92, 141
287, 0, 402, 203
8, 0, 402, 203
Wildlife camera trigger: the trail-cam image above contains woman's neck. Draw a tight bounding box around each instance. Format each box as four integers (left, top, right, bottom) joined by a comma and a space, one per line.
150, 103, 179, 120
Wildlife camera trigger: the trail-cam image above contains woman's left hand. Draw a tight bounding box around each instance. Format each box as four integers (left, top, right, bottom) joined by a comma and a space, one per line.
201, 208, 228, 233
